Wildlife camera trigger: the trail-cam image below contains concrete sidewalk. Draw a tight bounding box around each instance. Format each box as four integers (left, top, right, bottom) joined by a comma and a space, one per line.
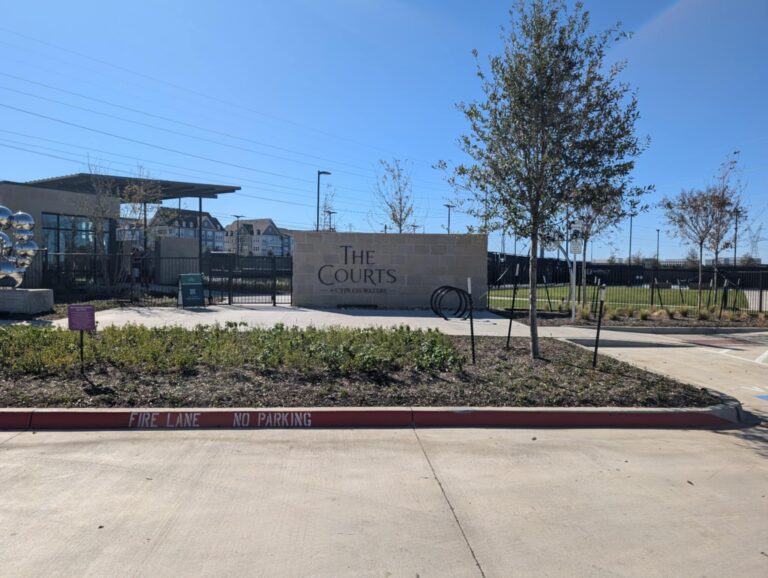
1, 427, 766, 577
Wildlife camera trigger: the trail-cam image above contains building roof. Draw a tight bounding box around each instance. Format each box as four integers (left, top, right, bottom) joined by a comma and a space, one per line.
23, 173, 240, 201
225, 218, 283, 235
149, 207, 223, 230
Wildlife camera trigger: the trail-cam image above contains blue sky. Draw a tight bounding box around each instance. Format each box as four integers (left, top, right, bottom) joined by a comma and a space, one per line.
1, 0, 766, 260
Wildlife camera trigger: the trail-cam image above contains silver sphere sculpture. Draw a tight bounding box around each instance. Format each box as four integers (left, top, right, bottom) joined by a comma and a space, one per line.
0, 231, 12, 256
0, 261, 23, 289
12, 228, 34, 243
0, 206, 11, 230
0, 206, 36, 289
10, 212, 34, 231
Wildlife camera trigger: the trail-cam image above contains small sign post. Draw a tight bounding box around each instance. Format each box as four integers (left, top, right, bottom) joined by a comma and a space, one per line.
68, 304, 96, 374
592, 285, 607, 369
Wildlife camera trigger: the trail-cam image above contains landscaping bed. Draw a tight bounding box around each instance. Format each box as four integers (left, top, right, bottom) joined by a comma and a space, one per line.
503, 307, 768, 327
0, 324, 720, 409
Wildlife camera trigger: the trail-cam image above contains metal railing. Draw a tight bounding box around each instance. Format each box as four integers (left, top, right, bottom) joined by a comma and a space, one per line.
487, 252, 768, 315
17, 252, 293, 307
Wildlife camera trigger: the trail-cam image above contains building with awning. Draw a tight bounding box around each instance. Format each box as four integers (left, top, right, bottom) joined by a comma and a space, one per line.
0, 173, 240, 258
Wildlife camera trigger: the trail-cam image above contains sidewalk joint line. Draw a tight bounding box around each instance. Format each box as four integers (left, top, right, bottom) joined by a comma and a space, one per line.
0, 431, 27, 447
412, 427, 486, 578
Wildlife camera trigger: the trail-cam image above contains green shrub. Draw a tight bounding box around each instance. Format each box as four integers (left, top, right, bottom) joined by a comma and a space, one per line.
0, 324, 464, 377
697, 309, 710, 321
678, 306, 690, 318
638, 309, 651, 320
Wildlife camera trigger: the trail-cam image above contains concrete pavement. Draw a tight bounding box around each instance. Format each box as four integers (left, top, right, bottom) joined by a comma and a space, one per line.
1, 427, 766, 577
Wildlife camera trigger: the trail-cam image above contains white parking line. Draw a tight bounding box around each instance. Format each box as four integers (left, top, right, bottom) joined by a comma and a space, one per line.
696, 347, 768, 367
754, 349, 768, 364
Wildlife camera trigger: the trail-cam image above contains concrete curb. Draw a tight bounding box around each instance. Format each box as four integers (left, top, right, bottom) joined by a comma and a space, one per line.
0, 403, 748, 431
598, 326, 768, 335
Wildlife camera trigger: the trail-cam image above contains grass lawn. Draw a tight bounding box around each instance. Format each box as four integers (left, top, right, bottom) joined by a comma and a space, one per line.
488, 284, 749, 311
0, 324, 719, 409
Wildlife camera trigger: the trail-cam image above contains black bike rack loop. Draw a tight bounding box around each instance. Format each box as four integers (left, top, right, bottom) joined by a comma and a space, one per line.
430, 285, 476, 363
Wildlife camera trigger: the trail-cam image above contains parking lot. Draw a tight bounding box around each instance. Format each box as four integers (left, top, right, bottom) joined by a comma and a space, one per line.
1, 427, 767, 577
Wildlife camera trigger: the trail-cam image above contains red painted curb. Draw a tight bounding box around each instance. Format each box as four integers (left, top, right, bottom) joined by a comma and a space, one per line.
411, 409, 731, 428
0, 406, 738, 431
0, 411, 32, 429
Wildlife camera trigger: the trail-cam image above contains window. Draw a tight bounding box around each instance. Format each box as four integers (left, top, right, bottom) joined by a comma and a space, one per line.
41, 212, 112, 260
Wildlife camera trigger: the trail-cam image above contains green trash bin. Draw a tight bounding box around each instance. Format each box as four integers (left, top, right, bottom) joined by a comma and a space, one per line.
178, 273, 206, 308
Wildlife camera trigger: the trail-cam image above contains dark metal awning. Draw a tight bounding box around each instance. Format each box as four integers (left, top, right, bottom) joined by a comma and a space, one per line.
25, 173, 240, 201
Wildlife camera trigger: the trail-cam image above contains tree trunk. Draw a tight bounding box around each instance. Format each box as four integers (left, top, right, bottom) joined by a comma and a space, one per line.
529, 235, 540, 359
713, 250, 719, 308
697, 244, 703, 309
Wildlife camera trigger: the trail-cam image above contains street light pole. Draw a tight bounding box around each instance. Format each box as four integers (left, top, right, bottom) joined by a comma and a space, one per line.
627, 199, 639, 265
316, 170, 331, 231
444, 203, 455, 234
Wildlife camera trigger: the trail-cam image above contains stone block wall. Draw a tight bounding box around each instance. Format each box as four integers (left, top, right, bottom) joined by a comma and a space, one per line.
291, 232, 487, 309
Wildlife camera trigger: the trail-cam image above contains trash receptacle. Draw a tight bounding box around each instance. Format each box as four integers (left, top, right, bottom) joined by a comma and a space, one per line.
178, 273, 205, 308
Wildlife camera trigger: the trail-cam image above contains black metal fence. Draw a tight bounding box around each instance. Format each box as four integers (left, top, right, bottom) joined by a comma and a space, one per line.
20, 251, 293, 306
487, 252, 768, 314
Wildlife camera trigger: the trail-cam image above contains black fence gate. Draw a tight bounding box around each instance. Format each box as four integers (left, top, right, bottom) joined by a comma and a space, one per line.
204, 253, 292, 305
21, 252, 292, 307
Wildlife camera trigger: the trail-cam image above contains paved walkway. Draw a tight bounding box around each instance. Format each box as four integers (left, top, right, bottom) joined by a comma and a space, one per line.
1, 427, 766, 577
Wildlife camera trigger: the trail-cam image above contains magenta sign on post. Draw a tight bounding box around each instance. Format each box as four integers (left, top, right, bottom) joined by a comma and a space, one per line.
68, 305, 96, 331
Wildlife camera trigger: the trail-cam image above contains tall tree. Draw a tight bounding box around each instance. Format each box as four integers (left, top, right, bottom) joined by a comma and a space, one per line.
375, 159, 415, 234
446, 0, 647, 358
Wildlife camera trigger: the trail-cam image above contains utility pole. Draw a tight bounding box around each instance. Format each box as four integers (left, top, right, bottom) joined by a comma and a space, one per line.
444, 203, 455, 234
733, 209, 740, 268
316, 170, 331, 231
324, 209, 336, 232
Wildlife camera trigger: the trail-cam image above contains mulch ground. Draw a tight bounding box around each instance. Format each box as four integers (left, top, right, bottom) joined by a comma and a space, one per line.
0, 336, 720, 409
506, 311, 768, 328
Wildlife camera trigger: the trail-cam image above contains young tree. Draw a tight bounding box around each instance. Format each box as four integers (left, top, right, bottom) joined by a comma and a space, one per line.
684, 247, 700, 269
445, 0, 647, 358
661, 189, 714, 308
572, 193, 625, 306
123, 165, 163, 255
705, 154, 745, 294
321, 185, 337, 231
663, 154, 746, 308
375, 159, 415, 234
85, 160, 122, 287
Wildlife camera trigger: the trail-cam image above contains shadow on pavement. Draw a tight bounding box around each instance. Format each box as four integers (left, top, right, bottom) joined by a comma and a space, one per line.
712, 421, 768, 460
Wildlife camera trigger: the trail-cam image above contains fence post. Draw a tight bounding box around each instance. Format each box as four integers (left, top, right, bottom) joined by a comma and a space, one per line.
760, 272, 764, 313
271, 256, 277, 306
